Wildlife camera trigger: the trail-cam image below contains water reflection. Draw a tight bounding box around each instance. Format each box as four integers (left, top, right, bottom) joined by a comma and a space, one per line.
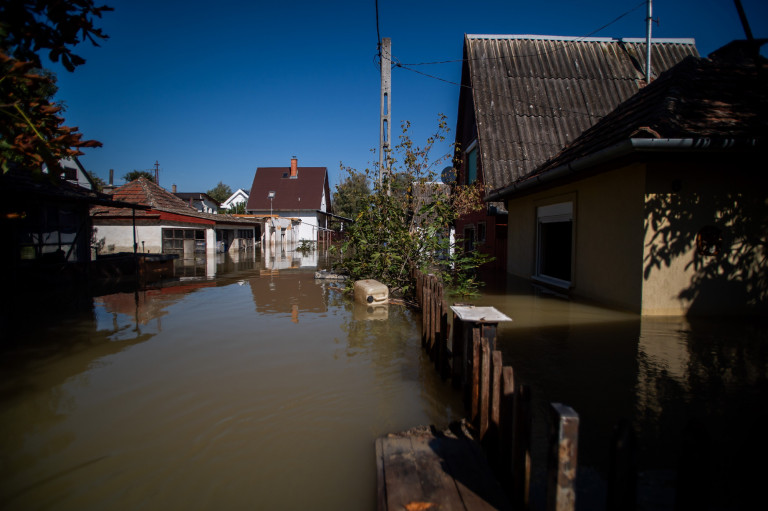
468, 270, 768, 510
0, 251, 462, 511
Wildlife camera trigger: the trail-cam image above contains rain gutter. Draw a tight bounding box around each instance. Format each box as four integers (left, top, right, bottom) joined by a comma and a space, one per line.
485, 137, 761, 202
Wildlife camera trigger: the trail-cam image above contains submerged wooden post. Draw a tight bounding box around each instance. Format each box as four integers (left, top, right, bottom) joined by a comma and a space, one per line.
449, 305, 512, 417
547, 403, 579, 511
479, 338, 491, 438
500, 366, 516, 481
607, 419, 637, 511
512, 383, 532, 510
451, 311, 464, 388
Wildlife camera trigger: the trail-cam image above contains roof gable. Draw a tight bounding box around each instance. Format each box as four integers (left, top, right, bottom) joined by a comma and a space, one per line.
460, 34, 699, 188
246, 167, 330, 212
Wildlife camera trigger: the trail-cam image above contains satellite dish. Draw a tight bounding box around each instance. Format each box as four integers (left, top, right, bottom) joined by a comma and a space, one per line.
440, 166, 457, 185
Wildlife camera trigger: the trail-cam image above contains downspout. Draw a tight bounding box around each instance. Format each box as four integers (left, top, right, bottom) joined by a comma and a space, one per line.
133, 207, 137, 254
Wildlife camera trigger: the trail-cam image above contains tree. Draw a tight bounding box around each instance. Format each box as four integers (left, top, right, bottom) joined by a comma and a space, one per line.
333, 170, 371, 219
87, 170, 105, 192
206, 181, 232, 204
334, 114, 489, 298
1, 1, 112, 173
123, 170, 154, 183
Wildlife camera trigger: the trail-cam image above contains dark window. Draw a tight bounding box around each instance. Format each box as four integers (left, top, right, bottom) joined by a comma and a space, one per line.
466, 146, 477, 184
536, 202, 573, 285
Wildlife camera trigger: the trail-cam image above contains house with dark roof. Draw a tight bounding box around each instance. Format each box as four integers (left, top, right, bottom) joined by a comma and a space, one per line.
453, 35, 699, 269
91, 177, 259, 256
245, 157, 332, 246
171, 188, 220, 214
485, 40, 768, 316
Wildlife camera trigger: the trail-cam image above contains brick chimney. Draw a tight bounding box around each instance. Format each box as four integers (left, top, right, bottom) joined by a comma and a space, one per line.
290, 156, 298, 178
172, 184, 177, 193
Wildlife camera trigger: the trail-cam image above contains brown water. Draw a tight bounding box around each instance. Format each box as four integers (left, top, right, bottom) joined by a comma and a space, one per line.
0, 251, 463, 511
467, 271, 768, 510
2, 254, 766, 510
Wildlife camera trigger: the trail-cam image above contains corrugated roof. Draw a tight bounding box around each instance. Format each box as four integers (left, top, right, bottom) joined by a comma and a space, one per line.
530, 50, 768, 178
463, 34, 699, 189
246, 167, 330, 212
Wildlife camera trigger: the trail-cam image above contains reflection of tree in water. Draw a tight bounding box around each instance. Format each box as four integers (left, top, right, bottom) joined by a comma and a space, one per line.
644, 185, 767, 314
633, 316, 768, 508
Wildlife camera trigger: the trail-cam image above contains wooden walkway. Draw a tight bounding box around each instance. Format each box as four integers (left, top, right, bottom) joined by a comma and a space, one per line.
376, 423, 512, 511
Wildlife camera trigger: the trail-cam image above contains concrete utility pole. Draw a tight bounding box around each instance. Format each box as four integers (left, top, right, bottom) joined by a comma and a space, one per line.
154, 160, 160, 185
645, 0, 653, 82
379, 37, 391, 193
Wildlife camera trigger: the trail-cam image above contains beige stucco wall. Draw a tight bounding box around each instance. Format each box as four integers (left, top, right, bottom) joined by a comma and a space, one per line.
506, 164, 647, 313
642, 163, 767, 316
505, 159, 767, 316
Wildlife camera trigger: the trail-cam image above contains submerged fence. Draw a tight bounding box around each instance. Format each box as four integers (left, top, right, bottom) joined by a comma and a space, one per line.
412, 268, 636, 511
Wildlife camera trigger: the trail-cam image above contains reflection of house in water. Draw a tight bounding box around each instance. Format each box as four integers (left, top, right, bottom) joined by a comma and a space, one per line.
97, 282, 216, 327
248, 272, 328, 316
262, 246, 319, 270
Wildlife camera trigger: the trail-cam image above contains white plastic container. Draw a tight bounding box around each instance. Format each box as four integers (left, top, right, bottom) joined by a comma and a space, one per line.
354, 279, 389, 305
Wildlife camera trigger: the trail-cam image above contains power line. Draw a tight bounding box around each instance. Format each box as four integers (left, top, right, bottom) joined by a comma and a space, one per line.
399, 1, 646, 67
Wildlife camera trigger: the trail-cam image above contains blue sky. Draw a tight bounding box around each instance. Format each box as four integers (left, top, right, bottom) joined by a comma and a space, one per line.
52, 0, 767, 194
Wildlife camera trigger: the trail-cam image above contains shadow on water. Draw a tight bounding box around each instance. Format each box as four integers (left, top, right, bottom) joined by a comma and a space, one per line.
467, 268, 768, 510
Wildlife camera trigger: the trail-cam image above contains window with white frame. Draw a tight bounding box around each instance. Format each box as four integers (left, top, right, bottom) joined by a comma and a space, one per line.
536, 202, 573, 286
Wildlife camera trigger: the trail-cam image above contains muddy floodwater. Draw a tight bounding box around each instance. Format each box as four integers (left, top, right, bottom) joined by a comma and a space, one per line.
469, 271, 768, 510
0, 251, 463, 511
1, 251, 766, 510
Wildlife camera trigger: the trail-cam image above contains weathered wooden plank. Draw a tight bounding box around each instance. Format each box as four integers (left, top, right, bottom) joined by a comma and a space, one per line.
377, 426, 513, 511
500, 366, 516, 483
512, 383, 532, 510
479, 338, 491, 440
470, 336, 481, 425
452, 311, 464, 388
546, 403, 579, 511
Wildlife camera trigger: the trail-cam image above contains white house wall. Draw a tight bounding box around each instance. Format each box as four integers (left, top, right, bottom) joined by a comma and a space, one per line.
93, 224, 164, 254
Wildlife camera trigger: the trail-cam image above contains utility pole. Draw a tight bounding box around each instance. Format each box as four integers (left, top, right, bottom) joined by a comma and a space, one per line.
379, 37, 391, 194
645, 0, 653, 83
154, 160, 160, 186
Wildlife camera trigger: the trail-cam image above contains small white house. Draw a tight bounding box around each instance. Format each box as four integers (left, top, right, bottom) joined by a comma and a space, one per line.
222, 189, 249, 211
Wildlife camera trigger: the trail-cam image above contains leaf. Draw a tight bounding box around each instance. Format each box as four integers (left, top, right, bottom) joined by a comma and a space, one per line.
404, 502, 434, 511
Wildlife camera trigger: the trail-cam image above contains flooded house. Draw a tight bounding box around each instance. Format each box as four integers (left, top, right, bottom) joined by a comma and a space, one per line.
453, 35, 699, 270
485, 40, 768, 316
171, 187, 221, 214
245, 157, 333, 247
91, 177, 259, 257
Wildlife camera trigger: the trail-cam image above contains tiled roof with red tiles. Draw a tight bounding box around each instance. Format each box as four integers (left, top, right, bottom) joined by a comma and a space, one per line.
91, 178, 257, 225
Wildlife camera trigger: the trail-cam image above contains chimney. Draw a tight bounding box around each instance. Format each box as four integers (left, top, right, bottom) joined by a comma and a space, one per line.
290, 156, 298, 178
172, 184, 177, 193
109, 169, 114, 185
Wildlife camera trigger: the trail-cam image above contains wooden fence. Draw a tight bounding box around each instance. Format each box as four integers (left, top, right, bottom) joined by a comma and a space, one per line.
412, 268, 585, 511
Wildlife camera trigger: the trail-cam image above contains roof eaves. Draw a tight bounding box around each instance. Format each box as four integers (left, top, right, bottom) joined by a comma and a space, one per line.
485, 136, 764, 201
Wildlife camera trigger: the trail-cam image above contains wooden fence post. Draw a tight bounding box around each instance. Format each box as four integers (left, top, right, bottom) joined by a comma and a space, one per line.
546, 403, 579, 511
607, 419, 637, 511
451, 311, 464, 388
500, 366, 515, 481
512, 383, 532, 510
479, 338, 491, 438
470, 335, 481, 426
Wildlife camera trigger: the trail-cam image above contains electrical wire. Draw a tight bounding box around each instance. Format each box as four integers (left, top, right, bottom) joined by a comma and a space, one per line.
399, 1, 646, 67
